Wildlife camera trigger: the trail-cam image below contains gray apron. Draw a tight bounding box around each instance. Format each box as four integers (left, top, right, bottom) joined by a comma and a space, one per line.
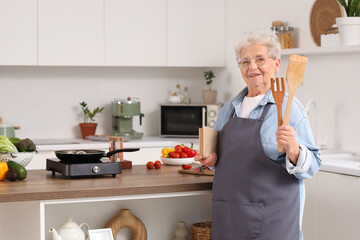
212, 104, 300, 240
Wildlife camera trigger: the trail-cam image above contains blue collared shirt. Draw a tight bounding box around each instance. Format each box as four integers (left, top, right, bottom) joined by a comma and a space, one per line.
214, 87, 322, 240
214, 87, 322, 179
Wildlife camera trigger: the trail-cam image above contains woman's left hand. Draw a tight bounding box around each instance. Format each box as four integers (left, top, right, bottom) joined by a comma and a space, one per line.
276, 125, 300, 164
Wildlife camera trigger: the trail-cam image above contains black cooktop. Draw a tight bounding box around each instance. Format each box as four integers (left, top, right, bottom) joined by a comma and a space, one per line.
46, 158, 121, 178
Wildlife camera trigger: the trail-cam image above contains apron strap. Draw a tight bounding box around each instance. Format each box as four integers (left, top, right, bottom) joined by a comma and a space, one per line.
228, 102, 272, 121
259, 103, 272, 120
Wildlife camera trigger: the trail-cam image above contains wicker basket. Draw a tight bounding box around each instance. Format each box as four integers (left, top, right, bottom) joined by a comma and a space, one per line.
191, 222, 211, 240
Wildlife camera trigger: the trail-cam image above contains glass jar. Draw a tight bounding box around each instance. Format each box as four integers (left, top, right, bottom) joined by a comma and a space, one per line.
181, 86, 191, 104
278, 26, 294, 49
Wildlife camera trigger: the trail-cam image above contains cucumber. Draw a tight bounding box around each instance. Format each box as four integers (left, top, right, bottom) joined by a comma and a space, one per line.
7, 161, 27, 180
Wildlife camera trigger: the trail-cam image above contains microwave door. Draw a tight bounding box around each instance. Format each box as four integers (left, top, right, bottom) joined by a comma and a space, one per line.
161, 106, 204, 136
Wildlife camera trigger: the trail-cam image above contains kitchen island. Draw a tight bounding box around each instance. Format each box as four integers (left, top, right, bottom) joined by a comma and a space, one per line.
0, 165, 213, 240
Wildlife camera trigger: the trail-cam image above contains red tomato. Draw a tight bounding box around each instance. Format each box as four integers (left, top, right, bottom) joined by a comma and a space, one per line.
170, 152, 180, 158
182, 164, 192, 170
146, 161, 154, 169
154, 160, 162, 169
188, 150, 197, 157
175, 145, 183, 153
183, 146, 191, 154
180, 152, 188, 158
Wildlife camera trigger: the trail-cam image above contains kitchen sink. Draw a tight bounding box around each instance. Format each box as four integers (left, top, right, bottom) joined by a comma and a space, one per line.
321, 153, 360, 177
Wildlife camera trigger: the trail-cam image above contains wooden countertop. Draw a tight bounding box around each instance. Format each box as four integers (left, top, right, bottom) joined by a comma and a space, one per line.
0, 165, 213, 203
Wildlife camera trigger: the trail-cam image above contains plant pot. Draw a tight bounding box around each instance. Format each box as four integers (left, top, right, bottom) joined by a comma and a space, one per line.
336, 17, 360, 46
202, 90, 217, 104
79, 123, 97, 139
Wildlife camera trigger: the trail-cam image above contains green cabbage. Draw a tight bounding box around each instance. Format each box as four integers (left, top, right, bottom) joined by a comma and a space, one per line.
0, 135, 18, 153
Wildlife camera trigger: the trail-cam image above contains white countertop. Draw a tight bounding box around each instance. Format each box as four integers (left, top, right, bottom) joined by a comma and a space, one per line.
320, 152, 360, 177
34, 139, 360, 177
34, 136, 199, 151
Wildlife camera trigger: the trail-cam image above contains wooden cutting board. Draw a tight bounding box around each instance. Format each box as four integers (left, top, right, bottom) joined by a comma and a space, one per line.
178, 168, 214, 176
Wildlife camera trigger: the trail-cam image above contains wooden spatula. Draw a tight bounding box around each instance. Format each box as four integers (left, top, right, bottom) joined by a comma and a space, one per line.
278, 55, 308, 152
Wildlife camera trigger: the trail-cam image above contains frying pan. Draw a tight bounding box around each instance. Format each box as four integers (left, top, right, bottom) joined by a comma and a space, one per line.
55, 148, 140, 163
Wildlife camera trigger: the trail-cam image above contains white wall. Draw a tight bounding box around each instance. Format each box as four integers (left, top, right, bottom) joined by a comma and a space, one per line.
0, 67, 225, 139
1, 0, 360, 152
221, 0, 360, 152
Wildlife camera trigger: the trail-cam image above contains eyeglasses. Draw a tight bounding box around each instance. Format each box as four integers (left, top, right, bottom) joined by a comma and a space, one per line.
237, 56, 273, 68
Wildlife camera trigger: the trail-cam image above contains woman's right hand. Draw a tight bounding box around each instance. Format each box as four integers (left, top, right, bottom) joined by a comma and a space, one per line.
194, 153, 218, 167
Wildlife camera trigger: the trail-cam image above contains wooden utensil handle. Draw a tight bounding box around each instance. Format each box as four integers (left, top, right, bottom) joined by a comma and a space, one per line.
276, 105, 282, 127
277, 91, 295, 152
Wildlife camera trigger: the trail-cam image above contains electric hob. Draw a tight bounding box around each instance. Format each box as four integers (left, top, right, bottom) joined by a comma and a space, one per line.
46, 158, 121, 178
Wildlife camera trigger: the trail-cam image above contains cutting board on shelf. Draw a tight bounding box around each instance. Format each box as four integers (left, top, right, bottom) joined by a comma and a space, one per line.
178, 168, 214, 176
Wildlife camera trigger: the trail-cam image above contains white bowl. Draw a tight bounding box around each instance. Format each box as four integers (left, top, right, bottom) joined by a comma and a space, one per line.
0, 152, 36, 167
161, 157, 195, 165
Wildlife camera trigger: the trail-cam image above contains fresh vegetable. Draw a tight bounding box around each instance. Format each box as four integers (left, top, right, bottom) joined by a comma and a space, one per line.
161, 148, 171, 158
7, 161, 27, 180
6, 169, 18, 182
160, 143, 197, 159
9, 137, 21, 145
146, 161, 154, 169
0, 135, 18, 153
170, 152, 180, 158
154, 160, 162, 169
175, 145, 183, 153
15, 138, 36, 152
0, 162, 9, 180
183, 146, 191, 155
195, 165, 207, 172
182, 164, 192, 170
188, 150, 197, 158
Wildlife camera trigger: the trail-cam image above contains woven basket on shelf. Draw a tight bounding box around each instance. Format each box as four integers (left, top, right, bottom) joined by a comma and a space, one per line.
191, 222, 211, 240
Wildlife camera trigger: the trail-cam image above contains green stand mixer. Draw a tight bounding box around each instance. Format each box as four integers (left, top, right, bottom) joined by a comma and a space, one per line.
112, 97, 144, 139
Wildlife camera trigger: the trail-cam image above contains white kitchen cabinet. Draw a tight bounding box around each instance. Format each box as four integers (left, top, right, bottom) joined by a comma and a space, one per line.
0, 192, 211, 240
105, 0, 166, 66
316, 171, 360, 240
302, 176, 317, 240
38, 0, 104, 66
0, 0, 37, 65
166, 0, 226, 67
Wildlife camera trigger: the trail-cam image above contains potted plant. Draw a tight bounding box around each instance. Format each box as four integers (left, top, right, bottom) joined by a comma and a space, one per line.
202, 70, 217, 104
79, 101, 104, 139
336, 0, 360, 45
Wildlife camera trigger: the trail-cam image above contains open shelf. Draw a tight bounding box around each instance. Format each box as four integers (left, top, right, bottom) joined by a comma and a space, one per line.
282, 45, 360, 56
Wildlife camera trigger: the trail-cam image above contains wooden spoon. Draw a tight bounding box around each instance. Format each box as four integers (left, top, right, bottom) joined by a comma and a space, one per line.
278, 55, 308, 152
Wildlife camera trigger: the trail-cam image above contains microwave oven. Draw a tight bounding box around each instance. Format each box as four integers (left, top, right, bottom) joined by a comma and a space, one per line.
160, 103, 222, 137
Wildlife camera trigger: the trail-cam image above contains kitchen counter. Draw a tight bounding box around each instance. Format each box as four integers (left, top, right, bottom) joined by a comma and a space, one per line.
0, 164, 212, 203
0, 164, 213, 240
34, 136, 199, 151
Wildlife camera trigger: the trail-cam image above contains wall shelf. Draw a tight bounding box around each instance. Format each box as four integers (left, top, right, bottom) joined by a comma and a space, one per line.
282, 45, 360, 56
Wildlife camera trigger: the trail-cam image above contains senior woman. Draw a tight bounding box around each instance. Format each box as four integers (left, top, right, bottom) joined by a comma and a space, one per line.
195, 29, 321, 240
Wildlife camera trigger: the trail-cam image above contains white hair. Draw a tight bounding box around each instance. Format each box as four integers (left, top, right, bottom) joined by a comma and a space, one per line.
234, 29, 281, 60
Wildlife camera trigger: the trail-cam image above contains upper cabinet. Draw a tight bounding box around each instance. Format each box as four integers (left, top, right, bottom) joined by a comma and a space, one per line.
0, 0, 225, 67
38, 0, 104, 66
105, 0, 166, 66
0, 0, 37, 65
167, 0, 225, 67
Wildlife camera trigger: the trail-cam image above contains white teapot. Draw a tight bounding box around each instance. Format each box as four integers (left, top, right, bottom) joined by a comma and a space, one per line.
49, 217, 89, 240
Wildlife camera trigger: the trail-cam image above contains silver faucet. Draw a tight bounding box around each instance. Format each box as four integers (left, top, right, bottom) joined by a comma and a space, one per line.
305, 99, 321, 149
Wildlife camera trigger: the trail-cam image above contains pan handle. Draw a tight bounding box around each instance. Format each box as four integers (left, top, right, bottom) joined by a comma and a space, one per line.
105, 148, 140, 158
